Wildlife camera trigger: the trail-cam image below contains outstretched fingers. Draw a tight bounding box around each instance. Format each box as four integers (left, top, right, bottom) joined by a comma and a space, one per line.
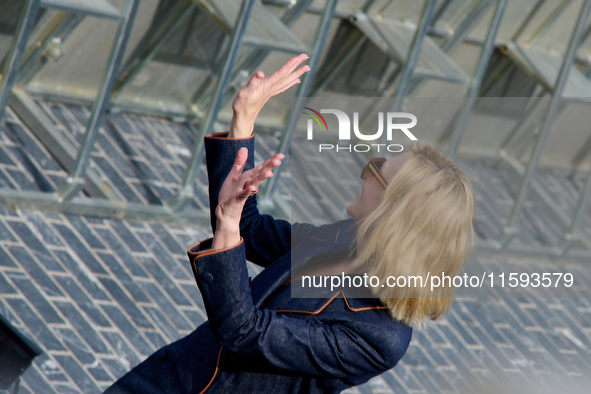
267, 54, 309, 87
274, 62, 310, 94
255, 154, 284, 174
246, 170, 273, 192
243, 153, 284, 190
276, 78, 301, 95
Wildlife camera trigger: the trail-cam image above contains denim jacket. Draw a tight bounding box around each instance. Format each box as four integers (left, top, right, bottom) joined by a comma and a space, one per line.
104, 132, 411, 394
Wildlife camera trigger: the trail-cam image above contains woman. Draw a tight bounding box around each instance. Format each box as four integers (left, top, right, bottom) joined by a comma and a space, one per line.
104, 54, 475, 393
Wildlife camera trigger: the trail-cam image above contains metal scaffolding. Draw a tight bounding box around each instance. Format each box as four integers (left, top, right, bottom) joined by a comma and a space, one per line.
0, 0, 590, 262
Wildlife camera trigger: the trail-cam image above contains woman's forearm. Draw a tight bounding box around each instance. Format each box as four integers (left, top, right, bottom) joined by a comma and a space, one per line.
228, 111, 255, 139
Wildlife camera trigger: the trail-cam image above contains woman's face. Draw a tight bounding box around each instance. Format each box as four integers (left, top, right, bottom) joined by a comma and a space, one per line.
346, 152, 412, 223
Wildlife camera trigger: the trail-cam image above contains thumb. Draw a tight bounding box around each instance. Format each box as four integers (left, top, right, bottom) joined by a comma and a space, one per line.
230, 147, 249, 176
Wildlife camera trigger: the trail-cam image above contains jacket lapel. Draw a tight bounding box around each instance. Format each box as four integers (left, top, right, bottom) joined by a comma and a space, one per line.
250, 219, 360, 309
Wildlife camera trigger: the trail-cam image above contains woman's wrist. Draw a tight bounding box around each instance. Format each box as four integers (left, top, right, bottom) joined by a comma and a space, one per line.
212, 219, 241, 250
212, 226, 240, 250
228, 112, 255, 139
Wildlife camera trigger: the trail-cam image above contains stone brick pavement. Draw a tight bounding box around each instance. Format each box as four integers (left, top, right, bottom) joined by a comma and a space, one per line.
0, 102, 590, 393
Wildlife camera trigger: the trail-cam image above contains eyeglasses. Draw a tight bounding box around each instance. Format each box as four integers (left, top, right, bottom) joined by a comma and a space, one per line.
361, 157, 388, 189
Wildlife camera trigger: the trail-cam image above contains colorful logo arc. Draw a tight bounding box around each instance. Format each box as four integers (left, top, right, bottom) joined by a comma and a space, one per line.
302, 107, 328, 131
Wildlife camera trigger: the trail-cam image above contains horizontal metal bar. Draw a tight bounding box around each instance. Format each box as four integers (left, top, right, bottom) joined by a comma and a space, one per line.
0, 187, 210, 225
267, 0, 591, 69
23, 88, 197, 120
262, 0, 351, 19
40, 0, 122, 20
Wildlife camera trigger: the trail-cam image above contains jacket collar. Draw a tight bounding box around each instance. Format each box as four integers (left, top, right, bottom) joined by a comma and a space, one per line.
250, 219, 387, 313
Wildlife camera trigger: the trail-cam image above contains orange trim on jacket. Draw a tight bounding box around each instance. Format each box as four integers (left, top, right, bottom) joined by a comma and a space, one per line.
204, 131, 254, 141
199, 346, 223, 394
188, 238, 244, 259
273, 290, 388, 314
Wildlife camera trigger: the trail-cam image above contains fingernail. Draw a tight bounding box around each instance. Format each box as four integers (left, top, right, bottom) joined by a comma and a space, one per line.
239, 147, 248, 151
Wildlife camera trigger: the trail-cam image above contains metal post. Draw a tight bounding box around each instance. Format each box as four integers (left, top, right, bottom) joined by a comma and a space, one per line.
240, 0, 314, 71
0, 0, 41, 123
360, 0, 484, 148
573, 131, 591, 166
511, 0, 546, 41
499, 95, 548, 157
259, 0, 338, 207
527, 0, 573, 45
372, 0, 435, 146
112, 0, 195, 98
440, 0, 490, 54
192, 0, 314, 116
446, 0, 507, 158
11, 377, 20, 394
390, 0, 436, 111
280, 0, 315, 26
167, 0, 255, 212
378, 0, 402, 15
17, 13, 86, 86
431, 0, 454, 24
560, 167, 591, 255
498, 0, 591, 248
309, 35, 367, 97
56, 0, 141, 201
227, 0, 314, 91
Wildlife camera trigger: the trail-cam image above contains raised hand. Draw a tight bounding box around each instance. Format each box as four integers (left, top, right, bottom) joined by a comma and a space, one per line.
212, 148, 284, 250
229, 54, 311, 138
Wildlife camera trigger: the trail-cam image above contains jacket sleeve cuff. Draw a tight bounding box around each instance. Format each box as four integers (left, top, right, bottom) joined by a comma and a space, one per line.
204, 132, 255, 163
204, 131, 254, 141
204, 132, 257, 231
187, 238, 253, 336
187, 237, 243, 259
187, 238, 245, 285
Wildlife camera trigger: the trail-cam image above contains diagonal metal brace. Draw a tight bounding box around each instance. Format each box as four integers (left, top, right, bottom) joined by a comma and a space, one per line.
9, 88, 123, 205
56, 0, 140, 202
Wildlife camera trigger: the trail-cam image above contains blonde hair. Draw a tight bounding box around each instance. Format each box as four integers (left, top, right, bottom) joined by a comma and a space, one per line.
352, 142, 475, 326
